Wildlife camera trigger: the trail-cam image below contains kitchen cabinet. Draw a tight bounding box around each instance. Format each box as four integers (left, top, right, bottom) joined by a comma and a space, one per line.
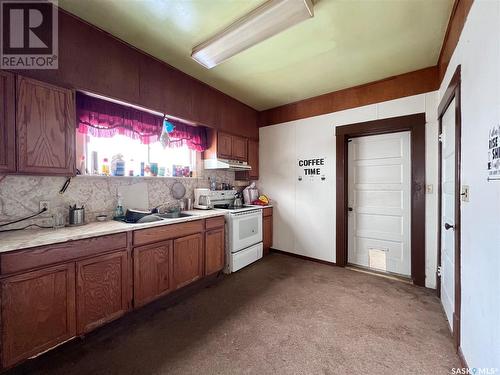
231, 135, 248, 161
76, 251, 129, 334
217, 131, 233, 159
1, 263, 76, 368
236, 139, 259, 180
133, 241, 173, 308
205, 228, 225, 275
204, 129, 249, 162
16, 76, 75, 175
263, 207, 273, 255
0, 71, 16, 173
173, 233, 204, 289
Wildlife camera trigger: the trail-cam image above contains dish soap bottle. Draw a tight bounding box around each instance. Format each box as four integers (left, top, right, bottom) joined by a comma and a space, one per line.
114, 193, 124, 219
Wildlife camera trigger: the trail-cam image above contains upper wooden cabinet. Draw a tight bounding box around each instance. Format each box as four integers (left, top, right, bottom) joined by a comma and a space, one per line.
231, 135, 248, 161
76, 251, 129, 334
1, 263, 76, 368
0, 71, 15, 173
235, 139, 259, 181
204, 129, 248, 162
16, 76, 76, 175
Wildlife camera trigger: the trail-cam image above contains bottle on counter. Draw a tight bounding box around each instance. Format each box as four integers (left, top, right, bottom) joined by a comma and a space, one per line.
114, 193, 124, 219
102, 158, 110, 176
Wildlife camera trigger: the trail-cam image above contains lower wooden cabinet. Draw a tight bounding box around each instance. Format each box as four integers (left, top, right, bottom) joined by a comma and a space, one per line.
76, 251, 129, 334
205, 228, 225, 275
173, 233, 203, 289
133, 241, 173, 308
1, 263, 76, 368
263, 207, 273, 255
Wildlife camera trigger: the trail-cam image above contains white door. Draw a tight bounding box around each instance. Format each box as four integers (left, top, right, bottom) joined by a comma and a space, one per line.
440, 99, 456, 330
347, 132, 411, 276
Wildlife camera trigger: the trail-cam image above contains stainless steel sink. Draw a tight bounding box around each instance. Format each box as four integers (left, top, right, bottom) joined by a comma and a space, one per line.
154, 212, 192, 219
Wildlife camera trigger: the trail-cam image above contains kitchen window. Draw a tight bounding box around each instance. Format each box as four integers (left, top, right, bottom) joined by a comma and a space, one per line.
75, 92, 208, 177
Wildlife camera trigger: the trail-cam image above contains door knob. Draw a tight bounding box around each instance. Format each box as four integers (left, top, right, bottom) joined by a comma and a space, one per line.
347, 207, 353, 212
444, 223, 455, 230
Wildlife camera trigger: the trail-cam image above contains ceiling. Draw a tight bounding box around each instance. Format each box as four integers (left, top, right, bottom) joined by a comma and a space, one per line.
58, 0, 454, 111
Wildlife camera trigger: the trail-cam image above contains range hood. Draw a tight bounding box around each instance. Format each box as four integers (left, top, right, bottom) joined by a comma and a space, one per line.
204, 158, 252, 171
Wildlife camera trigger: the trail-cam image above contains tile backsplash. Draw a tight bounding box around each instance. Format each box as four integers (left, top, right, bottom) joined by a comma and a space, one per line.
0, 168, 234, 228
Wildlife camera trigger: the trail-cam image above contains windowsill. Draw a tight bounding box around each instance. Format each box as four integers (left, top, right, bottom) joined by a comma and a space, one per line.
75, 175, 201, 180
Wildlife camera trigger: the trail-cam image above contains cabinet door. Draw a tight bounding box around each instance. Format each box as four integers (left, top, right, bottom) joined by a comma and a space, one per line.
0, 71, 15, 173
217, 132, 233, 159
173, 233, 203, 289
235, 139, 258, 180
76, 251, 129, 334
205, 228, 224, 275
247, 139, 259, 179
133, 241, 173, 308
232, 135, 248, 161
263, 215, 273, 255
1, 263, 76, 368
16, 76, 75, 175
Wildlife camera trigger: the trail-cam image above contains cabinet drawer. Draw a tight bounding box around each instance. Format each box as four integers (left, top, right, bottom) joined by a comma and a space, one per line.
263, 207, 273, 217
134, 220, 204, 246
0, 233, 127, 275
205, 216, 225, 230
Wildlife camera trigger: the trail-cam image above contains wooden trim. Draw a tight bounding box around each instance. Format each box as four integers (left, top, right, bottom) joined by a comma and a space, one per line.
437, 0, 474, 82
436, 65, 462, 351
259, 67, 438, 126
458, 346, 469, 369
335, 113, 426, 286
271, 249, 336, 267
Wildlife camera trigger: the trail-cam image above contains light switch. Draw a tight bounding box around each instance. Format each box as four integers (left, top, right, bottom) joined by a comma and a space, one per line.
426, 184, 433, 194
461, 185, 470, 202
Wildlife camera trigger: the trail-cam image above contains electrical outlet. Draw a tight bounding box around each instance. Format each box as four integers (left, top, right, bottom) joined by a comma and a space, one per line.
39, 201, 50, 213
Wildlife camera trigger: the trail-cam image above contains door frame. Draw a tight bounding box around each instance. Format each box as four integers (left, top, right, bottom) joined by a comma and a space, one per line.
437, 65, 461, 350
336, 113, 426, 286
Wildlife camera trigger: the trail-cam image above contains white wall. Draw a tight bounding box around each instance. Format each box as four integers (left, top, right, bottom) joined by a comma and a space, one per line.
438, 1, 500, 368
259, 91, 440, 288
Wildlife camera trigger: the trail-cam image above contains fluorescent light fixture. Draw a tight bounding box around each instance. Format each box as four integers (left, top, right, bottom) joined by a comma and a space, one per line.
191, 0, 314, 69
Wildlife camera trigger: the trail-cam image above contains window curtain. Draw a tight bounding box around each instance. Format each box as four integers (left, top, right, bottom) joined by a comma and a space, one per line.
168, 121, 208, 152
76, 92, 208, 151
76, 93, 164, 144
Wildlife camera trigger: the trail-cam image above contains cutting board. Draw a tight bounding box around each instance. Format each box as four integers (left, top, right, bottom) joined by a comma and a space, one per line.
118, 182, 149, 211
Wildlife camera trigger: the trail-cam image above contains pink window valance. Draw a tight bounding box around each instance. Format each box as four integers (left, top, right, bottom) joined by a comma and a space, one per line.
168, 122, 208, 152
76, 93, 209, 151
76, 93, 163, 144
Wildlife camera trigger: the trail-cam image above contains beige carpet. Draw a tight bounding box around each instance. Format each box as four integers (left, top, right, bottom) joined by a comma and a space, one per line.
9, 253, 459, 375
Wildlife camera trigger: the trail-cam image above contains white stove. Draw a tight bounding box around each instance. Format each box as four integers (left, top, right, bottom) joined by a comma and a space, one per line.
208, 190, 263, 273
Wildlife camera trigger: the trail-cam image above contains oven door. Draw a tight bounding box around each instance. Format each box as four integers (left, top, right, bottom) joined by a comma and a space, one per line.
228, 209, 263, 253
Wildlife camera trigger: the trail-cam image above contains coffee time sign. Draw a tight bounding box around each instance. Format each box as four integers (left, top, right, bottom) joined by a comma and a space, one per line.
297, 157, 327, 182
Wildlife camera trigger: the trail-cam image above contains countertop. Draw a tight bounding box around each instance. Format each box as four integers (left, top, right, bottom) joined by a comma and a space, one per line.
0, 210, 226, 253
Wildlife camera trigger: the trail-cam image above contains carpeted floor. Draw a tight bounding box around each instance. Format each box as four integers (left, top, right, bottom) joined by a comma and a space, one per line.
9, 253, 459, 375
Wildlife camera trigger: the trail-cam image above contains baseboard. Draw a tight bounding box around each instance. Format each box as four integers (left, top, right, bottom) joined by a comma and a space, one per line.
270, 249, 337, 266
458, 346, 468, 369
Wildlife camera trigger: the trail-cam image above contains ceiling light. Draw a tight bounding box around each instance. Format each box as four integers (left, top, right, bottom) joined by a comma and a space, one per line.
191, 0, 314, 69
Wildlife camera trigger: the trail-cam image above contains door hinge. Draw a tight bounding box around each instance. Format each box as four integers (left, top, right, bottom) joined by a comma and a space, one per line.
438, 133, 444, 143
437, 265, 442, 277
